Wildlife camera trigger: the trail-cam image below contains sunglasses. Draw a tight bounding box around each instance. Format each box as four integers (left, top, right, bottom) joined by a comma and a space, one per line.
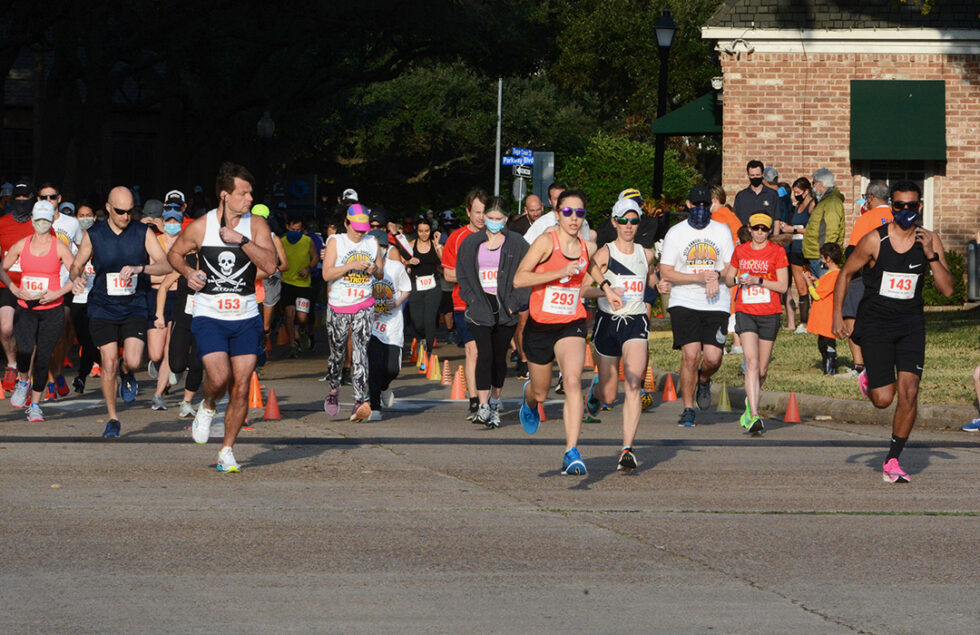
559, 207, 587, 218
110, 207, 134, 215
891, 201, 921, 211
750, 225, 770, 231
39, 194, 59, 200
615, 217, 639, 225
163, 204, 182, 212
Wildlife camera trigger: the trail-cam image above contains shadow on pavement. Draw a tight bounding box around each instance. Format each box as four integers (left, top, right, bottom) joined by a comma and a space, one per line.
845, 447, 958, 476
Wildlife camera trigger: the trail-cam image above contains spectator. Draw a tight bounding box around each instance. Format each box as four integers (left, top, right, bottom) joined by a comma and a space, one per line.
802, 168, 845, 278
777, 177, 816, 333
804, 242, 843, 375
732, 160, 781, 225
709, 185, 741, 248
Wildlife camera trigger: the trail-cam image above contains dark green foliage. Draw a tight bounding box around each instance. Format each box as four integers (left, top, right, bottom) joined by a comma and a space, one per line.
924, 249, 966, 306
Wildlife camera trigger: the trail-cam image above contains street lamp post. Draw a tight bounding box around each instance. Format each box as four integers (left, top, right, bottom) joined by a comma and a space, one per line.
256, 111, 275, 203
652, 9, 677, 200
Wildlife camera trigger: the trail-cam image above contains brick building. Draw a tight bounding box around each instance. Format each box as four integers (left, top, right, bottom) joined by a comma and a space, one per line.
700, 0, 980, 252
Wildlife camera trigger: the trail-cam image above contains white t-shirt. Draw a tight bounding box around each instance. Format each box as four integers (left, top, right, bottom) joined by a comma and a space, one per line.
660, 220, 734, 312
524, 212, 592, 245
371, 257, 412, 347
53, 213, 83, 286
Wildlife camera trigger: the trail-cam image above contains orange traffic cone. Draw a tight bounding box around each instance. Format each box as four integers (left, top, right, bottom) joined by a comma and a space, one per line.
619, 360, 625, 382
643, 367, 655, 392
450, 366, 467, 400
662, 373, 677, 401
783, 392, 802, 423
584, 345, 594, 370
427, 354, 441, 381
409, 338, 418, 363
248, 371, 263, 409
432, 338, 437, 348
418, 347, 428, 374
277, 325, 289, 346
263, 388, 281, 420
441, 359, 451, 386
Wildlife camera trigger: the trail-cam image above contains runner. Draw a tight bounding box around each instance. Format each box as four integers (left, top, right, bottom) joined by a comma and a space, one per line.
0, 182, 39, 391
514, 189, 596, 475
69, 204, 100, 393
321, 204, 383, 421
147, 201, 182, 410
280, 213, 320, 356
832, 181, 953, 483
161, 249, 205, 419
659, 186, 735, 427
456, 197, 530, 428
249, 204, 289, 353
584, 197, 663, 471
722, 213, 789, 435
367, 231, 411, 421
70, 186, 172, 437
406, 217, 442, 353
3, 201, 75, 420
166, 163, 277, 472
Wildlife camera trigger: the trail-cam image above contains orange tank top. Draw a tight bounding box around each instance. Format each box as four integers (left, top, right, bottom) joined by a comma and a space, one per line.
529, 230, 589, 324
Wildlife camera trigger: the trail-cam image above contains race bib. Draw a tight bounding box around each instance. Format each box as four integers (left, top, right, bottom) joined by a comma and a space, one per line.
619, 275, 645, 303
741, 284, 771, 304
415, 274, 436, 291
346, 286, 369, 300
880, 271, 917, 300
479, 268, 498, 291
373, 320, 387, 337
542, 285, 580, 316
21, 276, 49, 296
214, 293, 247, 316
184, 294, 195, 315
295, 297, 311, 313
107, 272, 137, 296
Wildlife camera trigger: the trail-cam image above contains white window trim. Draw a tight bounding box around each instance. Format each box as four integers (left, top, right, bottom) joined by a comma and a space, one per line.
857, 162, 935, 229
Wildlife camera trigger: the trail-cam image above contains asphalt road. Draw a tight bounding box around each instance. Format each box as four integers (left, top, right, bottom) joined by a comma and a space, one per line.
1, 349, 978, 634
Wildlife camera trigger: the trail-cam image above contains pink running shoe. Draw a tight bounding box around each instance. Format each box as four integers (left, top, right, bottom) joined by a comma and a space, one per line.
324, 392, 340, 416
858, 370, 870, 399
882, 458, 910, 483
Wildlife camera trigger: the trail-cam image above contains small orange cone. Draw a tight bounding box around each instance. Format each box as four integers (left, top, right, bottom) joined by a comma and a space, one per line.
537, 401, 547, 421
441, 359, 451, 385
432, 338, 437, 348
643, 367, 655, 392
584, 345, 594, 370
450, 366, 467, 400
418, 347, 428, 373
409, 338, 418, 363
662, 373, 677, 401
277, 326, 289, 346
248, 371, 263, 409
427, 354, 441, 381
263, 388, 281, 420
619, 360, 625, 382
783, 392, 802, 423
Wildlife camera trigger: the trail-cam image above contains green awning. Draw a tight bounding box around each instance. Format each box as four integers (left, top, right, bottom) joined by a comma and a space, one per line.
850, 80, 945, 161
651, 93, 722, 135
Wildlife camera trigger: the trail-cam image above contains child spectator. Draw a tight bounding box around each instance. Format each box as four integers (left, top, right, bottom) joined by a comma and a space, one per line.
963, 365, 980, 431
804, 242, 842, 375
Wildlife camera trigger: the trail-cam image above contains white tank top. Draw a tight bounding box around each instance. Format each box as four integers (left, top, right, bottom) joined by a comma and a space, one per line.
193, 210, 258, 321
597, 241, 648, 316
326, 232, 379, 313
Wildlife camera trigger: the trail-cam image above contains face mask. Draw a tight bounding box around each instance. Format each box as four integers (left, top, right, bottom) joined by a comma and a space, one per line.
33, 219, 52, 234
78, 217, 95, 231
893, 208, 919, 229
687, 204, 712, 230
12, 199, 33, 221
485, 219, 505, 234
164, 223, 181, 236
794, 194, 804, 203
856, 198, 866, 208
749, 177, 764, 188
286, 230, 302, 242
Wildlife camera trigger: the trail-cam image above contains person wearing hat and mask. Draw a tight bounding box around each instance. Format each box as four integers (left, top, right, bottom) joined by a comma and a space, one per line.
280, 212, 320, 356
659, 185, 735, 428
3, 201, 76, 421
147, 203, 189, 410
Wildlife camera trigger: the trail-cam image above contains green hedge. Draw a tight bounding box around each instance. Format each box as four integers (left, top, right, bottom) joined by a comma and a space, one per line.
923, 249, 966, 306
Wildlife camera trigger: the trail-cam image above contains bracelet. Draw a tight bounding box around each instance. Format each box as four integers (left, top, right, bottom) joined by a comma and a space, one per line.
927, 253, 939, 262
599, 280, 611, 290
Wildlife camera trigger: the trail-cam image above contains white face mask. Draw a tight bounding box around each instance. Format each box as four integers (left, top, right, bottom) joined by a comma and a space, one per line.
33, 219, 52, 234
78, 217, 95, 230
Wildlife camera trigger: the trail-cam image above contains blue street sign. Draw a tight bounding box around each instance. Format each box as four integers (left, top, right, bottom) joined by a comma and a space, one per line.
510, 147, 534, 158
502, 156, 534, 165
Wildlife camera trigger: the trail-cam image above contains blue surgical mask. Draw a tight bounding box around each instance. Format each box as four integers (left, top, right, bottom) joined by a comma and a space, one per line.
485, 219, 505, 234
687, 204, 711, 230
286, 230, 302, 242
164, 223, 181, 236
856, 198, 866, 207
893, 208, 919, 229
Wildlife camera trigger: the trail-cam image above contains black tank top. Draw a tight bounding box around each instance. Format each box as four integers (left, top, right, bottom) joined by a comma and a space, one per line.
411, 240, 440, 279
174, 252, 198, 326
859, 224, 927, 319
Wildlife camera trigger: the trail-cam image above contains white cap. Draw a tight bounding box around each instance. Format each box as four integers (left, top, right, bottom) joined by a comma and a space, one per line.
342, 188, 359, 202
611, 197, 642, 219
32, 200, 55, 222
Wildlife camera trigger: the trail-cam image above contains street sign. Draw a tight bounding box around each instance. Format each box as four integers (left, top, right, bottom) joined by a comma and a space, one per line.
510, 147, 533, 158
512, 177, 527, 203
501, 156, 534, 165
512, 164, 532, 178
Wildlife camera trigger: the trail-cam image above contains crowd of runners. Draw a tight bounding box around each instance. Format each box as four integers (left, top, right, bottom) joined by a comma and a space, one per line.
0, 160, 969, 482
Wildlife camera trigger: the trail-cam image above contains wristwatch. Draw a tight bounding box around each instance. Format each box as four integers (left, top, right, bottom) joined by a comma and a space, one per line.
599, 280, 611, 290
239, 236, 250, 247
927, 253, 939, 262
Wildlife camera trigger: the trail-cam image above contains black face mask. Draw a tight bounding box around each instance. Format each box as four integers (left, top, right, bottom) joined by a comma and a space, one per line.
11, 199, 33, 222
749, 177, 764, 188
794, 194, 804, 203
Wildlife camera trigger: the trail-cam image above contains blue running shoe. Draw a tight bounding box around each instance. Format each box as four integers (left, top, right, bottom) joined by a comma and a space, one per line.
519, 380, 540, 434
586, 375, 600, 416
561, 448, 587, 475
119, 373, 138, 403
102, 419, 121, 438
678, 407, 696, 427
962, 417, 980, 432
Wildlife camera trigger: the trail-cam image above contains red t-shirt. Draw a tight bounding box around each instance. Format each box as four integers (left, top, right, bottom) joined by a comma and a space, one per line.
731, 240, 788, 315
0, 215, 46, 288
441, 225, 477, 311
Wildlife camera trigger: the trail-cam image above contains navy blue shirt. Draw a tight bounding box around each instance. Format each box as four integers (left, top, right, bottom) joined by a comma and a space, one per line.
87, 221, 151, 321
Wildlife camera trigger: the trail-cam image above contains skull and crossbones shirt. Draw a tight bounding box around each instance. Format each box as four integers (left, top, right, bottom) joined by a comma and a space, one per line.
193, 209, 259, 321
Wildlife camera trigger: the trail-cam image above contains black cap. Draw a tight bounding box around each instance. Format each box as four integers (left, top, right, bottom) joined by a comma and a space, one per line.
13, 182, 33, 198
143, 199, 164, 218
369, 207, 388, 226
688, 185, 712, 205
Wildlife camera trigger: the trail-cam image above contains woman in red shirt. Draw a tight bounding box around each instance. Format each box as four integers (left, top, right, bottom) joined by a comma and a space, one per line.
723, 213, 789, 435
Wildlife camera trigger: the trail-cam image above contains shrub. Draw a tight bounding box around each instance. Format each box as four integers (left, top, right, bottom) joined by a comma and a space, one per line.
923, 249, 966, 306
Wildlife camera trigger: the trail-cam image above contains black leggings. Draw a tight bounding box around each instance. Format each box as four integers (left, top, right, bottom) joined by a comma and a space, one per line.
407, 287, 441, 351
70, 302, 99, 380
469, 320, 516, 392
818, 336, 836, 358
169, 319, 203, 393
14, 306, 65, 393
368, 336, 401, 409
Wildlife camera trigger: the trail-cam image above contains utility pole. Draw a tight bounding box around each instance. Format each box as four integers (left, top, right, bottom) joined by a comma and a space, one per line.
494, 77, 502, 196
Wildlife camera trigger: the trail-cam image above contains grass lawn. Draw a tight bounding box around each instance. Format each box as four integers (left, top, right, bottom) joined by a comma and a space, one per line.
647, 306, 980, 407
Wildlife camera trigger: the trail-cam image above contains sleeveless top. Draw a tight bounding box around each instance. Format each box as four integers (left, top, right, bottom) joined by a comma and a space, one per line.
194, 210, 257, 321
174, 252, 198, 326
280, 233, 313, 288
17, 234, 63, 311
597, 241, 648, 316
411, 240, 440, 292
326, 232, 379, 313
859, 224, 927, 319
788, 199, 814, 254
529, 230, 589, 324
88, 221, 151, 321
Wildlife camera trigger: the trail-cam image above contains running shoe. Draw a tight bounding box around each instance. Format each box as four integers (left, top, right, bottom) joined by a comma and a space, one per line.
794, 324, 807, 334
466, 400, 479, 422
151, 394, 168, 411
696, 378, 711, 410
381, 389, 395, 409
747, 416, 765, 435
586, 375, 600, 416
44, 382, 57, 401
600, 403, 613, 411
350, 400, 371, 422
367, 410, 382, 421
640, 391, 654, 412
740, 397, 751, 429
882, 458, 910, 483
474, 403, 491, 426
147, 360, 158, 379
287, 345, 300, 359
179, 401, 196, 419
119, 373, 138, 403
961, 417, 980, 432
555, 374, 565, 395
519, 380, 540, 435
169, 371, 183, 386
510, 350, 520, 363
561, 448, 587, 475
299, 332, 312, 351
617, 447, 637, 473
516, 361, 529, 380
55, 375, 70, 397
678, 407, 696, 427
90, 362, 101, 377
858, 370, 870, 399
26, 403, 44, 422
488, 402, 501, 429
72, 376, 85, 394
324, 392, 340, 416
731, 346, 743, 355
10, 379, 30, 408
217, 447, 241, 473
191, 403, 216, 444
2, 365, 16, 391
102, 419, 121, 438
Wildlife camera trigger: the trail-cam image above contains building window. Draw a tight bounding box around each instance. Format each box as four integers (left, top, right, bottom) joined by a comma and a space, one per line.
858, 160, 935, 229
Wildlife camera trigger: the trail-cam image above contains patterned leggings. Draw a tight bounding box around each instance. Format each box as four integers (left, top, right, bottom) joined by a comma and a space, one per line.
326, 305, 373, 401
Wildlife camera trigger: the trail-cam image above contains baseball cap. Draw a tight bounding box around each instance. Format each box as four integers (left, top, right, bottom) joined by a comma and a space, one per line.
13, 182, 33, 198
163, 208, 183, 222
763, 167, 779, 184
618, 188, 643, 204
164, 190, 185, 206
346, 203, 370, 231
342, 188, 359, 202
143, 199, 164, 218
32, 200, 55, 222
749, 213, 772, 228
611, 197, 642, 219
369, 207, 388, 226
688, 186, 712, 206
368, 229, 389, 246
0, 183, 12, 197
251, 203, 270, 218
59, 202, 76, 215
